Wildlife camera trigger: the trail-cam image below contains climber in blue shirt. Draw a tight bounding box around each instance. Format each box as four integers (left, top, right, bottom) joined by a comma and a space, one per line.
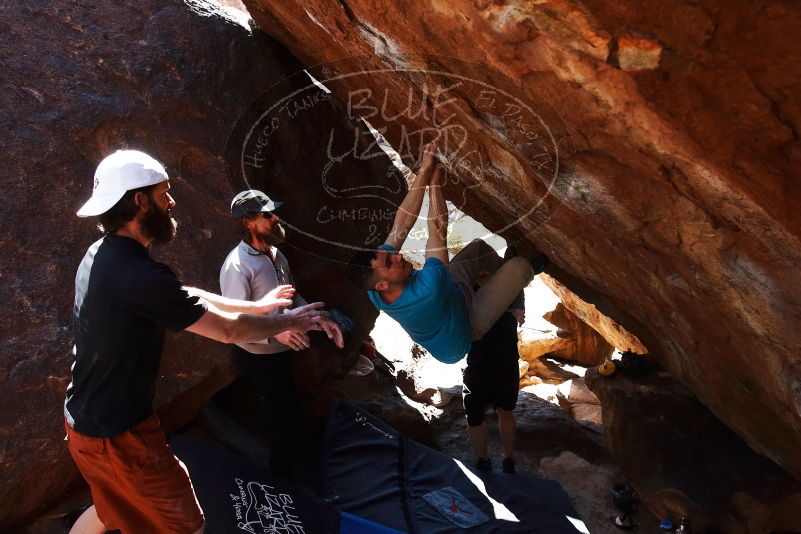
348, 142, 548, 364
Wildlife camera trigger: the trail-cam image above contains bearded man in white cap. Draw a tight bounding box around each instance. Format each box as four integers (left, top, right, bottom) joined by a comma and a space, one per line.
64, 150, 328, 534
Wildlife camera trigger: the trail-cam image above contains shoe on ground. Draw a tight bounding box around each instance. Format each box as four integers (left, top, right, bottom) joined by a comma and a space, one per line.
475, 457, 492, 472
502, 457, 516, 474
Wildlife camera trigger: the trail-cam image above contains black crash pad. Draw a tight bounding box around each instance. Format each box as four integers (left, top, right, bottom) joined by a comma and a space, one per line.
320, 400, 588, 534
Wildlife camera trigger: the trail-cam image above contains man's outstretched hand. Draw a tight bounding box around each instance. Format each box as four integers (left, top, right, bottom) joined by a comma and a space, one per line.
320, 319, 345, 349
253, 284, 295, 313
275, 330, 311, 351
283, 302, 328, 333
275, 317, 344, 350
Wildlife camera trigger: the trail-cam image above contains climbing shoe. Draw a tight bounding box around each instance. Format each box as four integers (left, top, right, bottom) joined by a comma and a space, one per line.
501, 457, 516, 474
505, 245, 548, 275
475, 457, 492, 472
528, 252, 549, 275
503, 245, 518, 261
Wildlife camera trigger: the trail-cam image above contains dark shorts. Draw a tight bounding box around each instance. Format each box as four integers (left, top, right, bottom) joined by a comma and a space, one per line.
65, 413, 204, 533
463, 364, 519, 427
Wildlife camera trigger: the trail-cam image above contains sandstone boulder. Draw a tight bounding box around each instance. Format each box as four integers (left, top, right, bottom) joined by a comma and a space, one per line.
540, 274, 648, 354
569, 378, 601, 405
544, 302, 614, 366
519, 375, 543, 388
586, 368, 801, 532
517, 358, 529, 379
570, 404, 603, 425
518, 333, 571, 362
243, 0, 801, 480
555, 377, 602, 425
524, 357, 581, 385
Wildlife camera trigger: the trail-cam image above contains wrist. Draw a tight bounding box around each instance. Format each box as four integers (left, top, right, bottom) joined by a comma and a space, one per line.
279, 314, 296, 331
249, 301, 266, 314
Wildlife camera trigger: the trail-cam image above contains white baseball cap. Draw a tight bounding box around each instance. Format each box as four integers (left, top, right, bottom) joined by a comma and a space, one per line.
77, 150, 168, 217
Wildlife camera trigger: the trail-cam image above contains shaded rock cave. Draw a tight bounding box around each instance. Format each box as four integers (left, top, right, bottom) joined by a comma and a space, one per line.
3, 0, 801, 532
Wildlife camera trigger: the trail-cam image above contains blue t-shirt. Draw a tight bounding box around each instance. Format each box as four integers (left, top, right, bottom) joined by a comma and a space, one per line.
368, 245, 471, 363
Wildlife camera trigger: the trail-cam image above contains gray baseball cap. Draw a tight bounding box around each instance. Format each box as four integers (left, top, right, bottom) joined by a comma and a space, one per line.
230, 189, 284, 219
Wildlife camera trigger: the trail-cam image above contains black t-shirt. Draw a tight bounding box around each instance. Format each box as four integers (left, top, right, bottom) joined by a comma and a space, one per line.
65, 234, 207, 437
466, 311, 520, 368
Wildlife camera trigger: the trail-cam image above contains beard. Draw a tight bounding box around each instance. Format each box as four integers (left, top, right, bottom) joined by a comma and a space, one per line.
254, 220, 286, 246
140, 204, 177, 245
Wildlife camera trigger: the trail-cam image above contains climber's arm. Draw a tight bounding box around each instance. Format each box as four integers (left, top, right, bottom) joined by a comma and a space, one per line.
425, 165, 449, 264
385, 142, 437, 250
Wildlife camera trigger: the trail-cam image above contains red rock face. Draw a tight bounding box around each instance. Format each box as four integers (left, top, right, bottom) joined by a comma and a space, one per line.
242, 0, 801, 479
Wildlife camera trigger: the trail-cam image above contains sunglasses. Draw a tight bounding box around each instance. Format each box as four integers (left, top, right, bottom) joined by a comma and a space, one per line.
371, 249, 397, 268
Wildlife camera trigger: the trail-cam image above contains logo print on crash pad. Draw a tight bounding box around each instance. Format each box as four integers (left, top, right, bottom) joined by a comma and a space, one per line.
423, 486, 489, 528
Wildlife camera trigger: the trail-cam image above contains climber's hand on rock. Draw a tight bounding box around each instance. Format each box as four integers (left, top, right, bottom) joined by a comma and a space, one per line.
418, 142, 438, 180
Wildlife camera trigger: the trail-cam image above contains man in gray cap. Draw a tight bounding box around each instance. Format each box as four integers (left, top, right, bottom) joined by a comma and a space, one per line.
220, 189, 343, 477
65, 151, 328, 534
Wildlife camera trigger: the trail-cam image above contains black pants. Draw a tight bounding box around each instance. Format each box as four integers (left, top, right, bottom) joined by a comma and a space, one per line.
232, 346, 299, 477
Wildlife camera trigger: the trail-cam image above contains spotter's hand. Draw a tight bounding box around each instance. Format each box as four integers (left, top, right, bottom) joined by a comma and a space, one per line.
319, 319, 345, 349
275, 330, 311, 351
254, 284, 295, 313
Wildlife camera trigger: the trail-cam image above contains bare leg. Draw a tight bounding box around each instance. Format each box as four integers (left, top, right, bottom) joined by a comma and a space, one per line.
467, 423, 489, 458
497, 408, 516, 459
69, 505, 105, 534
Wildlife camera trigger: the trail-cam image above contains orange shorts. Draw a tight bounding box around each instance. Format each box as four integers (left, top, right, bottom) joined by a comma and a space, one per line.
65, 413, 204, 533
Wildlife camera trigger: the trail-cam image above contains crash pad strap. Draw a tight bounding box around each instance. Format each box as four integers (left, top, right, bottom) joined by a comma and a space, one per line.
397, 433, 417, 534
340, 512, 406, 534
